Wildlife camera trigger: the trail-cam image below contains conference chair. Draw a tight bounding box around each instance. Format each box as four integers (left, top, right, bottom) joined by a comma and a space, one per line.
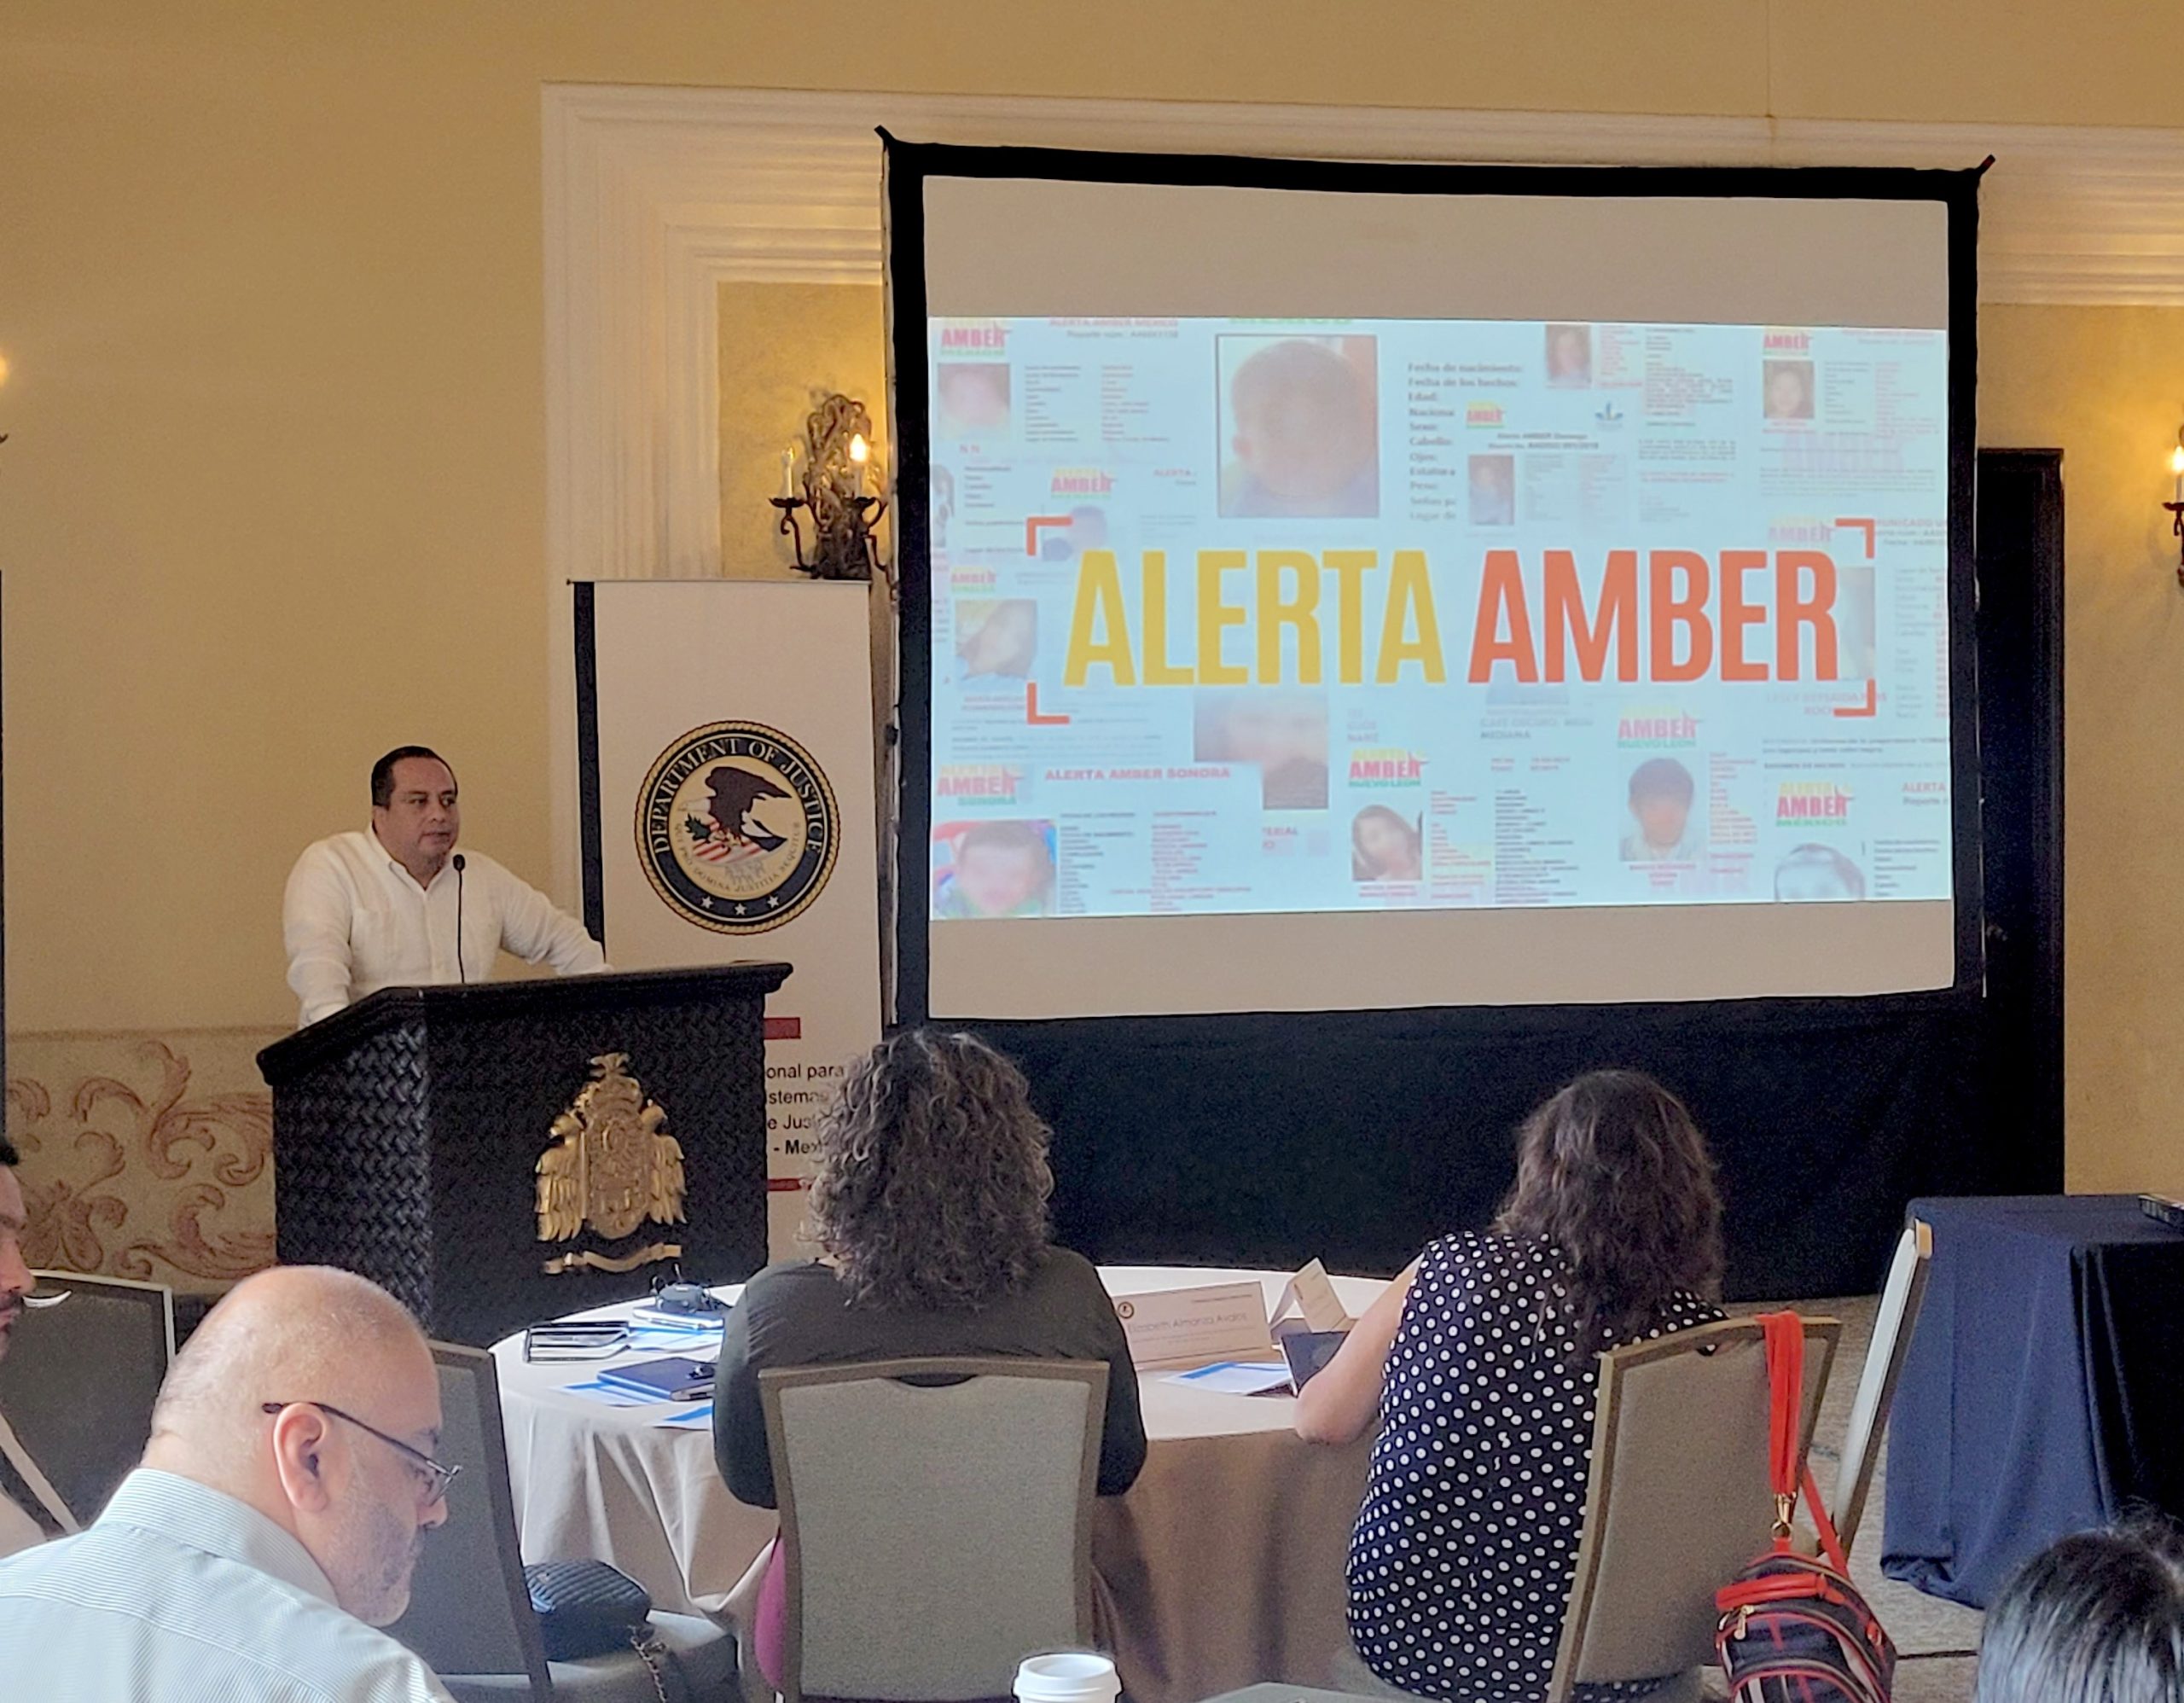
389, 1342, 739, 1702
1545, 1314, 1841, 1703
1826, 1217, 1935, 1557
0, 1270, 175, 1522
758, 1357, 1108, 1703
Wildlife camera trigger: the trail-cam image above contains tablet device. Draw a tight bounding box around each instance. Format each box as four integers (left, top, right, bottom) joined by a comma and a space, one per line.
595, 1356, 717, 1403
1279, 1329, 1350, 1392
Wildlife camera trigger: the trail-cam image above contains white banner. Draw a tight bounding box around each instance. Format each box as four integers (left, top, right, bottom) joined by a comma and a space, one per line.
578, 580, 882, 1257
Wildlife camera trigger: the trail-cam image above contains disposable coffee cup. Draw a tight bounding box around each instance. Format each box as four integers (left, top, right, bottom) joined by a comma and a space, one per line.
1013, 1650, 1122, 1703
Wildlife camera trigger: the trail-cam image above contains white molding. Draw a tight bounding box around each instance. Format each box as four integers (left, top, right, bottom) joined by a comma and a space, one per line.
541, 83, 2184, 900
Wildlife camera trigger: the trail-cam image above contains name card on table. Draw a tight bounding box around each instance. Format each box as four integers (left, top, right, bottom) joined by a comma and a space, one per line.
1112, 1282, 1272, 1370
1269, 1258, 1354, 1336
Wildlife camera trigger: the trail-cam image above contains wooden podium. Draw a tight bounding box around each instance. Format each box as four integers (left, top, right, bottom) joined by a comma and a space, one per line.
258, 962, 790, 1346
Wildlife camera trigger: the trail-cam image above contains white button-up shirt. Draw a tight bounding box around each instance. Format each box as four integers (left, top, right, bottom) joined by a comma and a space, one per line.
283, 828, 607, 1028
0, 1468, 456, 1700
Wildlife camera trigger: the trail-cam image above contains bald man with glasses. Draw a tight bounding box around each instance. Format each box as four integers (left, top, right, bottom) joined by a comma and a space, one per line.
0, 1265, 459, 1700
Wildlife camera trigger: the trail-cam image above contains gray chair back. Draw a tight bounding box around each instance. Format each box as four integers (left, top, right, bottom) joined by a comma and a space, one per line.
1830, 1218, 1933, 1555
760, 1357, 1107, 1703
387, 1342, 555, 1697
1548, 1315, 1841, 1702
0, 1270, 175, 1521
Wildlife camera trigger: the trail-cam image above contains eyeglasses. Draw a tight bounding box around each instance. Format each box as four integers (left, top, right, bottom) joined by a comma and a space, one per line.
260, 1400, 461, 1505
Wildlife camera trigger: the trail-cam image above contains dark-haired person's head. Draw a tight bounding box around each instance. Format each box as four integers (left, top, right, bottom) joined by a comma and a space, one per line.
1976, 1519, 2184, 1703
1496, 1070, 1722, 1358
369, 747, 459, 882
0, 1133, 32, 1363
805, 1030, 1053, 1311
1628, 757, 1696, 853
369, 746, 450, 809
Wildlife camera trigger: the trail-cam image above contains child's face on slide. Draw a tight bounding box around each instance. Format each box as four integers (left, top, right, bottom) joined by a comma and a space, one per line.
1357, 814, 1414, 874
1777, 860, 1852, 901
1223, 697, 1327, 768
960, 602, 1036, 674
940, 367, 1009, 430
1767, 367, 1808, 417
1234, 365, 1368, 503
1634, 794, 1691, 849
956, 845, 1043, 913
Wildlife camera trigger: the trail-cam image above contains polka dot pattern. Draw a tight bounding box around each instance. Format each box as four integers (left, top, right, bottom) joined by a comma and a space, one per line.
1345, 1230, 1721, 1701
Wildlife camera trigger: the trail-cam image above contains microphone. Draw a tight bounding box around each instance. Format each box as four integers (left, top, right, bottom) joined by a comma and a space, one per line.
452, 853, 468, 985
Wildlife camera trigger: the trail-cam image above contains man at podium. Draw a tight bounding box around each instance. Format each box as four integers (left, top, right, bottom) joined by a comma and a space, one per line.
282, 746, 607, 1028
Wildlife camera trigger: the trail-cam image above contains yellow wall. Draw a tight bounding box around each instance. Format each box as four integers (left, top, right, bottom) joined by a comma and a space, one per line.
717, 282, 890, 581
1982, 305, 2184, 1194
4, 2, 2182, 1189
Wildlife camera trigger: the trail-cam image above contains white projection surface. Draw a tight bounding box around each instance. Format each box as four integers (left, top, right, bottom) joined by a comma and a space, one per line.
915, 175, 1959, 1019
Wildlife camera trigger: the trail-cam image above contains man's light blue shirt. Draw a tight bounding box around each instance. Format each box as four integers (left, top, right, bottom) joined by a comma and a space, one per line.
0, 1467, 453, 1701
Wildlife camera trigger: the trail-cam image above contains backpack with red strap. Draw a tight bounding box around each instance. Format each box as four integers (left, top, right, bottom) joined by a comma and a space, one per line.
1714, 1311, 1896, 1703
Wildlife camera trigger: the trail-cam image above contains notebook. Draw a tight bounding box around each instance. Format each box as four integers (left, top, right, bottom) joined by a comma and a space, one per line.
595, 1356, 717, 1403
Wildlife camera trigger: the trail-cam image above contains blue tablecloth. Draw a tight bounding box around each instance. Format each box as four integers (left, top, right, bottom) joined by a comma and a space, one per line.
1881, 1194, 2184, 1607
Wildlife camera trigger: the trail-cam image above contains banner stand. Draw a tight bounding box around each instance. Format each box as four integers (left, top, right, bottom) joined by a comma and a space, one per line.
575, 580, 883, 1258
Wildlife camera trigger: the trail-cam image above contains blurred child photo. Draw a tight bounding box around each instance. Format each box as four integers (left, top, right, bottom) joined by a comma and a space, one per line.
954, 598, 1037, 681
1351, 805, 1425, 881
932, 820, 1056, 918
1763, 358, 1815, 421
1194, 689, 1330, 811
1545, 323, 1593, 387
1218, 335, 1380, 519
1837, 561, 1878, 679
1620, 756, 1704, 863
931, 463, 956, 549
1468, 454, 1516, 526
937, 363, 1013, 439
1773, 843, 1865, 900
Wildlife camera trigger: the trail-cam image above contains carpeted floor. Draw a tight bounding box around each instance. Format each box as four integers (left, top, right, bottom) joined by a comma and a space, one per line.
1731, 1294, 1983, 1703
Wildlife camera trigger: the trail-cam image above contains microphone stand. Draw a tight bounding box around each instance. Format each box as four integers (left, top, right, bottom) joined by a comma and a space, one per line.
452, 852, 468, 984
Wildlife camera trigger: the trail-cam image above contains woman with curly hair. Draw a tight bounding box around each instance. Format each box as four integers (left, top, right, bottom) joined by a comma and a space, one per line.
1296, 1069, 1725, 1700
712, 1030, 1145, 1689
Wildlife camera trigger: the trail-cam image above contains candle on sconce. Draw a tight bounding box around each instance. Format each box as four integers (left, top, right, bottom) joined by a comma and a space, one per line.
850, 433, 871, 497
2169, 440, 2183, 505
779, 445, 798, 502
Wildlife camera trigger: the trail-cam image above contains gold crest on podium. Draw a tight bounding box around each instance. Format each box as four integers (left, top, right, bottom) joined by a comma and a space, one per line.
536, 1052, 688, 1275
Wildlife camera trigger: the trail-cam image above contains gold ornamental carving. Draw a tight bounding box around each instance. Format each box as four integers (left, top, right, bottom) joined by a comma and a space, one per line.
535, 1053, 686, 1275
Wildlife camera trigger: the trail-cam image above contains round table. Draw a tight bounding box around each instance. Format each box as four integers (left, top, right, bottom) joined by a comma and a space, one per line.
491, 1264, 1388, 1703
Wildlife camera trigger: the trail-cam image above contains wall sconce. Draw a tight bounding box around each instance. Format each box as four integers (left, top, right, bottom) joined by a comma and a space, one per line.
2165, 428, 2184, 588
770, 392, 889, 586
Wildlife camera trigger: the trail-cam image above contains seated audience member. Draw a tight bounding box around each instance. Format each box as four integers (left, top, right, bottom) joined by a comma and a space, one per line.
714, 1029, 1147, 1691
0, 1265, 457, 1701
1296, 1070, 1725, 1700
1975, 1517, 2184, 1703
0, 1135, 66, 1557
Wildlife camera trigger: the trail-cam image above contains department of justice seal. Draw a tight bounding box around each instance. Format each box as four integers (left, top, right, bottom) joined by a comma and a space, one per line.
636, 720, 839, 933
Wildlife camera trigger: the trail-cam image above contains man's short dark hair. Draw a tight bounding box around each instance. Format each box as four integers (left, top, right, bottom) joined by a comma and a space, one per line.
1976, 1515, 2184, 1703
0, 1133, 19, 1166
1628, 757, 1695, 806
371, 747, 454, 809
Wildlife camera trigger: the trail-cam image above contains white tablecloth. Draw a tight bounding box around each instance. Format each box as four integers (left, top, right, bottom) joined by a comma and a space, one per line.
490, 1265, 1387, 1703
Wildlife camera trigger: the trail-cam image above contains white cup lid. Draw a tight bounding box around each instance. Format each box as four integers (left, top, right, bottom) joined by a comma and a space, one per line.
1014, 1651, 1120, 1703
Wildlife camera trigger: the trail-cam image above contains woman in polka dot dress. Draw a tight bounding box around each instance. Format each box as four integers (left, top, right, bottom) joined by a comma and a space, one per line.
1296, 1070, 1727, 1701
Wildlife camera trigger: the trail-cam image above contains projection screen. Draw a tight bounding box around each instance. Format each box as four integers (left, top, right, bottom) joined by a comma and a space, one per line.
887, 146, 1978, 1021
